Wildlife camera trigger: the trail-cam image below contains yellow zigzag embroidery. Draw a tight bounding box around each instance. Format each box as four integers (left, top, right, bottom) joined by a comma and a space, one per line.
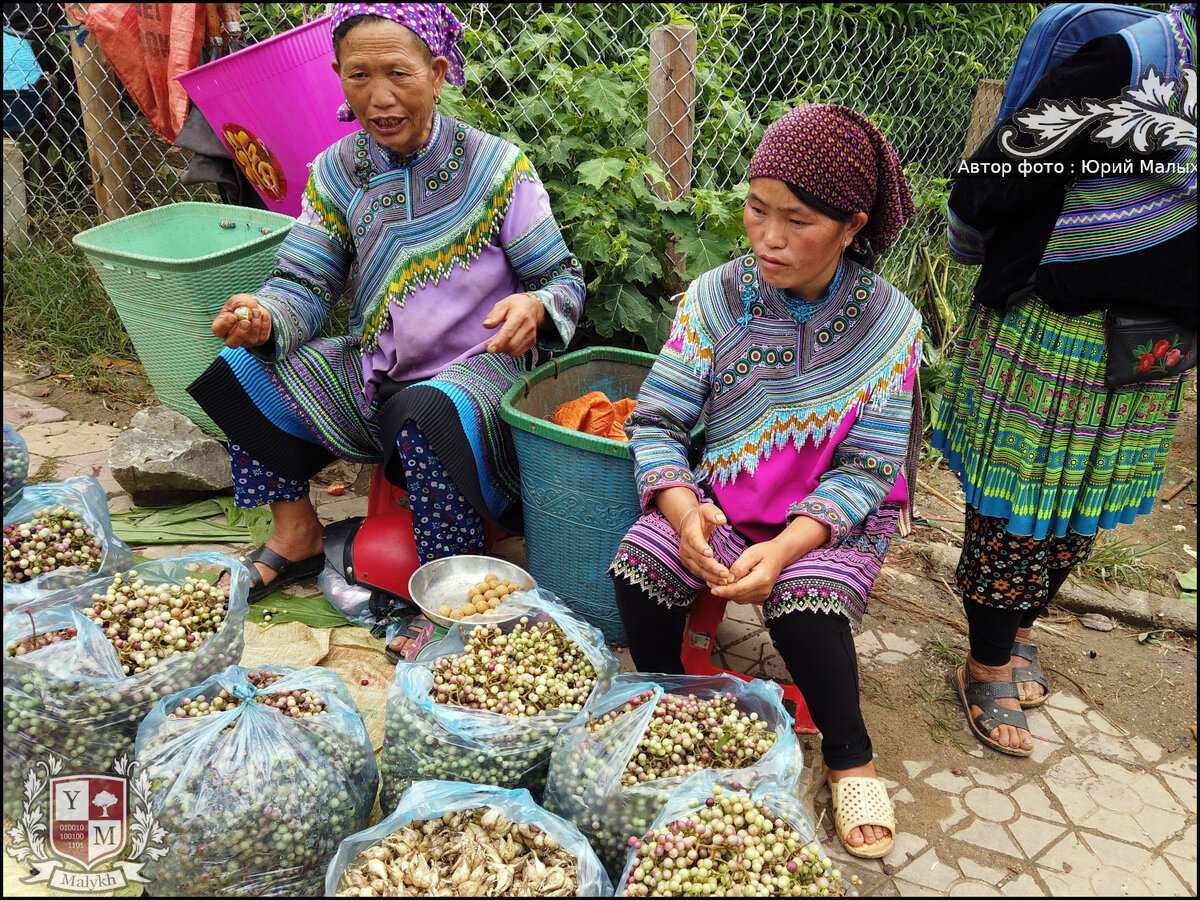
362, 154, 534, 350
304, 181, 351, 247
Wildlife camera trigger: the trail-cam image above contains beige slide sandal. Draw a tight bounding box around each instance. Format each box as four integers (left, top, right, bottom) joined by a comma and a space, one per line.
829, 776, 896, 859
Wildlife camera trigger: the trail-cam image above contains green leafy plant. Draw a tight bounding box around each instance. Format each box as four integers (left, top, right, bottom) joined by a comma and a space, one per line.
1177, 567, 1196, 602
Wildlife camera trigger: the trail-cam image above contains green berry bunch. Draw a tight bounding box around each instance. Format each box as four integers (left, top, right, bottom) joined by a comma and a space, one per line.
3, 506, 102, 584
622, 786, 856, 897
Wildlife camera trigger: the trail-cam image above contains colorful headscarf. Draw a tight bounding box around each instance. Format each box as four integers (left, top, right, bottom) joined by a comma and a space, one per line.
747, 104, 915, 257
331, 3, 466, 86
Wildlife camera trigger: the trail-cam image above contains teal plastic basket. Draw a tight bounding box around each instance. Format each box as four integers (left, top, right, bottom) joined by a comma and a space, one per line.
500, 347, 702, 647
72, 202, 294, 434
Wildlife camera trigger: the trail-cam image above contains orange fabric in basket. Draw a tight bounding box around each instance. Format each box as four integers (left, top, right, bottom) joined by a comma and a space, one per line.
552, 392, 636, 441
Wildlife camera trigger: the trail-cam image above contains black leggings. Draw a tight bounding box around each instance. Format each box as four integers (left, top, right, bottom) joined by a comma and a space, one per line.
963, 566, 1073, 666
613, 578, 873, 770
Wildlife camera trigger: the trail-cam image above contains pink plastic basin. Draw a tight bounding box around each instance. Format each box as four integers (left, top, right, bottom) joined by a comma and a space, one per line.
175, 15, 359, 217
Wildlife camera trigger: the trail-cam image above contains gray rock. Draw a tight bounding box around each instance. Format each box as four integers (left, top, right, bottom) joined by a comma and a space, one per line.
921, 542, 962, 578
108, 406, 233, 507
1080, 612, 1116, 632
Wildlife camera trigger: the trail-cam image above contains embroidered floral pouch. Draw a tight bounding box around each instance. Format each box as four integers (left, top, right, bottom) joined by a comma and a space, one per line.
1104, 312, 1197, 388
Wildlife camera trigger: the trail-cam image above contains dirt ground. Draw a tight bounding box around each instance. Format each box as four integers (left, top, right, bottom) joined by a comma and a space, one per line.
7, 355, 1197, 868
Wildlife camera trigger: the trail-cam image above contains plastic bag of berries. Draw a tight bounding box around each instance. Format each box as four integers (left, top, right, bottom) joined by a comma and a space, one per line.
378, 589, 619, 815
3, 474, 134, 612
136, 664, 379, 897
615, 771, 852, 897
3, 423, 29, 517
2, 553, 249, 820
543, 672, 805, 880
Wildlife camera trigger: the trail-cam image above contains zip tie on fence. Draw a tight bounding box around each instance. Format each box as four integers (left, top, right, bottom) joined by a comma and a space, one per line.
58, 23, 88, 47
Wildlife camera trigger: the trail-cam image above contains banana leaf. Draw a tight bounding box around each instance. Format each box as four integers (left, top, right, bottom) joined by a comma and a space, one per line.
110, 499, 273, 546
244, 593, 351, 628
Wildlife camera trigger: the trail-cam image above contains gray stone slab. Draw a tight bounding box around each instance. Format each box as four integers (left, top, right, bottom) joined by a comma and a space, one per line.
3, 393, 69, 426
1161, 772, 1198, 814
1135, 856, 1190, 895
923, 769, 973, 794
1079, 831, 1154, 874
883, 829, 929, 866
715, 617, 769, 653
1009, 815, 1068, 858
1009, 782, 1065, 823
968, 768, 1022, 791
1001, 873, 1048, 897
19, 423, 123, 469
1045, 692, 1089, 714
877, 631, 921, 654
314, 495, 370, 524
891, 877, 944, 896
1042, 706, 1096, 745
1043, 757, 1100, 822
937, 795, 969, 831
964, 786, 1017, 823
1129, 735, 1164, 763
896, 847, 959, 891
1157, 754, 1198, 779
901, 759, 934, 779
947, 882, 1003, 896
854, 628, 885, 655
951, 819, 1023, 859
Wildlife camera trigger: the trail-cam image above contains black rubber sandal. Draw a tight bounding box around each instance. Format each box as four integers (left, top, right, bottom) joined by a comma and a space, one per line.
956, 664, 1034, 757
1011, 641, 1050, 708
237, 545, 325, 604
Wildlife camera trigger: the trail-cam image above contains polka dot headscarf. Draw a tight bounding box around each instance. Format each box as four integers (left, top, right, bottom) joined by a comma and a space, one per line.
331, 3, 466, 86
748, 104, 915, 257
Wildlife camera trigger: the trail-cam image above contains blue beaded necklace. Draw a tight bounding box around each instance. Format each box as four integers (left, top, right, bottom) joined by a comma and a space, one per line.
773, 259, 846, 324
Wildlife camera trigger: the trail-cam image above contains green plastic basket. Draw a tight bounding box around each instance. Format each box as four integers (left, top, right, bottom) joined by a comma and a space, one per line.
500, 347, 703, 646
72, 202, 294, 434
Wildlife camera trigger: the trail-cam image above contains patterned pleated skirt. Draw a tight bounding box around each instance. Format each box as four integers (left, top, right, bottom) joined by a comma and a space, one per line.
931, 295, 1186, 539
188, 337, 526, 531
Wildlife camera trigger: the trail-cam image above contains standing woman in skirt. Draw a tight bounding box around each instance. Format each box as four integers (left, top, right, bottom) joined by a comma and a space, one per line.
933, 3, 1195, 756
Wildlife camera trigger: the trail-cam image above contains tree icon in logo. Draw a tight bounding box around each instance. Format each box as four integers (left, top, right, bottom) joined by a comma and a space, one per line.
93, 790, 118, 817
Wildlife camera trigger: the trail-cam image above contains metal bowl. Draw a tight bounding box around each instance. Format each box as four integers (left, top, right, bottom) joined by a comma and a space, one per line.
407, 555, 537, 629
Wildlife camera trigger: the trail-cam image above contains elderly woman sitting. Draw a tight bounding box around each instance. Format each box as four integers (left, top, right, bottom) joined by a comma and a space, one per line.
189, 2, 584, 657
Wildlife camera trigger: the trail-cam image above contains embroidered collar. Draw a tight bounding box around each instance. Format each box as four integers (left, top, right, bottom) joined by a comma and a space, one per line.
754, 257, 848, 324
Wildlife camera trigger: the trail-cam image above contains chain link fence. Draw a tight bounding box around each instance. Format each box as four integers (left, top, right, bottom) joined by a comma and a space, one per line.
3, 3, 1037, 368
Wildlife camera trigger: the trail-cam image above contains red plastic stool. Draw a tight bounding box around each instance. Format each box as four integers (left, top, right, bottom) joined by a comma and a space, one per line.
681, 589, 818, 734
366, 465, 506, 549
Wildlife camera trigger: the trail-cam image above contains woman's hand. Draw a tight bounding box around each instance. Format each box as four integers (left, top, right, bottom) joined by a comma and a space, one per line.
676, 503, 733, 587
708, 543, 789, 606
709, 515, 832, 606
213, 294, 273, 350
483, 292, 545, 357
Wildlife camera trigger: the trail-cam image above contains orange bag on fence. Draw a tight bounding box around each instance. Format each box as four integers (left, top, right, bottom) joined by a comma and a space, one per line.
76, 3, 206, 143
